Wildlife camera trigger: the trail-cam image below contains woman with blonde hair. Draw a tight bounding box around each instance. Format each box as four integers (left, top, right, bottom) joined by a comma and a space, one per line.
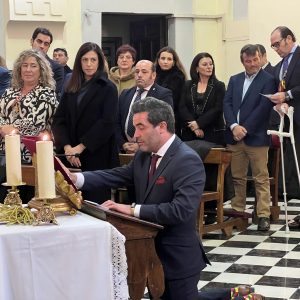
0, 49, 57, 163
0, 49, 58, 202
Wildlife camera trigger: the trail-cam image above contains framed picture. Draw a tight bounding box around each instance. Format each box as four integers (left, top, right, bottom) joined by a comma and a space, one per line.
102, 37, 122, 69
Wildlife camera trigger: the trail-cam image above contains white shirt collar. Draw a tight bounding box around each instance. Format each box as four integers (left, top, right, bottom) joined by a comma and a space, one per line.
153, 134, 176, 158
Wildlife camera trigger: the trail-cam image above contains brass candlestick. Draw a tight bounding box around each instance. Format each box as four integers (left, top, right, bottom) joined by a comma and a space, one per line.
28, 154, 78, 223
2, 182, 26, 206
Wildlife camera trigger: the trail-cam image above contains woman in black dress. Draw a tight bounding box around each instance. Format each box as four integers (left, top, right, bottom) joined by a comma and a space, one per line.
154, 46, 187, 137
52, 42, 119, 203
179, 52, 225, 145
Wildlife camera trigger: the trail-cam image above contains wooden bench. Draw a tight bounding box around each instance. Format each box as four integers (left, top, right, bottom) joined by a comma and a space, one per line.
197, 148, 248, 237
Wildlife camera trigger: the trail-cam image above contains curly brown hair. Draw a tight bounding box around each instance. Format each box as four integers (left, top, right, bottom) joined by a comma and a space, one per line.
11, 49, 55, 90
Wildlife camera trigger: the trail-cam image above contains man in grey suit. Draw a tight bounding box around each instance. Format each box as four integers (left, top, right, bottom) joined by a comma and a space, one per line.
117, 60, 173, 153
67, 98, 208, 300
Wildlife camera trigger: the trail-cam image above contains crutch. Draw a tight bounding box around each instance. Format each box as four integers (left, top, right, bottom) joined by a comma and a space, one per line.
267, 105, 300, 233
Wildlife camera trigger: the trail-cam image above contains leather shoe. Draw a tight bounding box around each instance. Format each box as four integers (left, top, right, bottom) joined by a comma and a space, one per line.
257, 217, 270, 231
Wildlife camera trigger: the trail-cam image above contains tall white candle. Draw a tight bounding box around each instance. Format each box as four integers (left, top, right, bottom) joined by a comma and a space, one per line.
5, 134, 22, 185
36, 140, 56, 198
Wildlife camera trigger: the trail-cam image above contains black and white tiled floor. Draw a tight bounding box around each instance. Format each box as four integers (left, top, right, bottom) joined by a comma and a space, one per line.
142, 198, 300, 300
199, 198, 300, 300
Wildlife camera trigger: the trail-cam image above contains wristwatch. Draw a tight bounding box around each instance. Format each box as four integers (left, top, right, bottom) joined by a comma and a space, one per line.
130, 203, 136, 216
285, 92, 290, 102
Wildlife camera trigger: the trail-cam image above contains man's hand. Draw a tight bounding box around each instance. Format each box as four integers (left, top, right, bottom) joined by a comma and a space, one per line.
122, 142, 139, 154
269, 92, 285, 104
55, 157, 77, 184
101, 200, 132, 215
274, 103, 289, 117
232, 125, 247, 141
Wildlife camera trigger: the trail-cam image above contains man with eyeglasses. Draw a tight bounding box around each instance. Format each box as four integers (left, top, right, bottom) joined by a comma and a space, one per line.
269, 26, 300, 228
31, 27, 64, 100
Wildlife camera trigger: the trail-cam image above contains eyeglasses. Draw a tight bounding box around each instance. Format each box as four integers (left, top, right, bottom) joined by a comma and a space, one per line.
118, 55, 133, 60
271, 38, 284, 49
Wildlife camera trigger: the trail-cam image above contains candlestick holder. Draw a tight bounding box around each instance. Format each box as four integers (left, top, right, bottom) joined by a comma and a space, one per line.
27, 154, 78, 222
32, 198, 58, 225
2, 182, 26, 206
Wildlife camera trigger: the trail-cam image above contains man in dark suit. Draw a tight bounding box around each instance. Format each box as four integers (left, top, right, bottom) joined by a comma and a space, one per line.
117, 60, 173, 153
53, 47, 72, 78
269, 26, 300, 228
67, 97, 208, 300
257, 44, 275, 75
224, 44, 276, 231
0, 66, 10, 96
30, 27, 64, 100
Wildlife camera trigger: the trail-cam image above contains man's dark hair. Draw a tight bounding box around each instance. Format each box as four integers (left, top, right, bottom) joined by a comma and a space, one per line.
256, 44, 266, 56
132, 97, 175, 133
240, 44, 259, 62
273, 26, 296, 42
53, 48, 68, 57
32, 27, 53, 44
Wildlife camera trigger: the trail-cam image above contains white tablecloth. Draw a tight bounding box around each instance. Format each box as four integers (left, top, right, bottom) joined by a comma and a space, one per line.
0, 212, 129, 300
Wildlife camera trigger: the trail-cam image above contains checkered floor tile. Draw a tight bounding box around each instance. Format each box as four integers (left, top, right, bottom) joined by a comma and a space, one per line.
142, 198, 300, 300
200, 198, 300, 300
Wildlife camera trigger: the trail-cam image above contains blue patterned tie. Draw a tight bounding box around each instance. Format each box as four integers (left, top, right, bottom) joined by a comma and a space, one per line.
127, 88, 144, 138
281, 53, 292, 79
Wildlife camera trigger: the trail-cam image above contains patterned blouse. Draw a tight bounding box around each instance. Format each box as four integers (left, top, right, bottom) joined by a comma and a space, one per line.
0, 85, 58, 163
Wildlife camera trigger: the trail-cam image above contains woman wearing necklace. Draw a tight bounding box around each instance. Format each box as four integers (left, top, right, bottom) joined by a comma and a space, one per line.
179, 52, 226, 145
52, 42, 119, 204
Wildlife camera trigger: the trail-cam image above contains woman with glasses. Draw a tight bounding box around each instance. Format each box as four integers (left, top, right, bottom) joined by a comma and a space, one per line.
52, 42, 119, 204
109, 44, 137, 95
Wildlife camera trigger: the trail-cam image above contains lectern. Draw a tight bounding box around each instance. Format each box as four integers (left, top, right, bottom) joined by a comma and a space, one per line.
21, 165, 165, 300
81, 201, 164, 300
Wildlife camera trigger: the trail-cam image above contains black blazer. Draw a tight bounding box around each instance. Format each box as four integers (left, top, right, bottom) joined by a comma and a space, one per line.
274, 46, 300, 127
179, 78, 226, 145
83, 137, 209, 280
117, 83, 173, 148
52, 73, 119, 171
46, 56, 64, 100
264, 62, 275, 75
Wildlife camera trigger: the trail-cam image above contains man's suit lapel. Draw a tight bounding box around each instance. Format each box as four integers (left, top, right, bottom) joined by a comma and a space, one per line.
240, 70, 262, 107
236, 74, 245, 107
146, 83, 157, 97
142, 137, 181, 202
285, 46, 300, 85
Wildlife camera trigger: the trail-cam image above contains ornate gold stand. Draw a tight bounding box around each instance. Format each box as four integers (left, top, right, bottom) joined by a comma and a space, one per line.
27, 154, 78, 225
2, 182, 26, 206
28, 196, 77, 219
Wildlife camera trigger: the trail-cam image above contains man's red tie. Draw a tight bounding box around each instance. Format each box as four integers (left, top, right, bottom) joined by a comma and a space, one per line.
148, 154, 161, 183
